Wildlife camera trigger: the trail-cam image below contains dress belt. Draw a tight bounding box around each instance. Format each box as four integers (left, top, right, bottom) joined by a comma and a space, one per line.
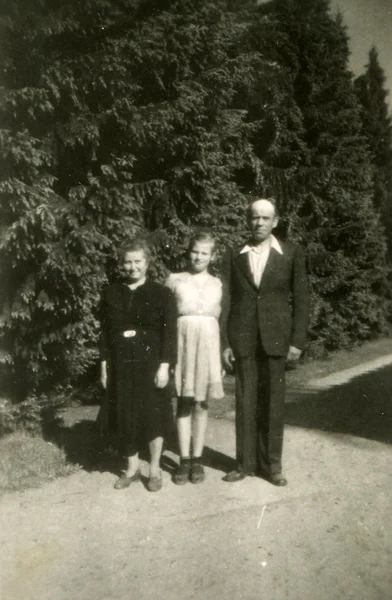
123, 330, 136, 338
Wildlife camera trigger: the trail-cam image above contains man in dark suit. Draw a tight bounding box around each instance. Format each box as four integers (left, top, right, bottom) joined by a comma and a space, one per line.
221, 198, 309, 485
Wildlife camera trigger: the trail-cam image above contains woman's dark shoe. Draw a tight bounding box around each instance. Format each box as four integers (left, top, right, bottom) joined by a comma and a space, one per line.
113, 469, 141, 490
173, 460, 191, 485
190, 462, 206, 484
147, 473, 163, 492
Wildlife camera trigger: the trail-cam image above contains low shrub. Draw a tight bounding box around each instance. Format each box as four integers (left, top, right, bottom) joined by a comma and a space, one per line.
0, 393, 65, 438
0, 431, 79, 494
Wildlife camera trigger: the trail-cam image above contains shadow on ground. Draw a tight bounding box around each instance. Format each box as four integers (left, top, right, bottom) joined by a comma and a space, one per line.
285, 364, 392, 444
45, 365, 391, 478
45, 404, 236, 477
44, 418, 124, 475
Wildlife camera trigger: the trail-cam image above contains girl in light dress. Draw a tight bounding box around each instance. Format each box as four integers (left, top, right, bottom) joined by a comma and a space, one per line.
166, 230, 224, 484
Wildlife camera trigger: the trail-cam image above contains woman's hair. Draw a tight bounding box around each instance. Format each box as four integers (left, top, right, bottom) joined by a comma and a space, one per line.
118, 237, 153, 262
187, 228, 217, 254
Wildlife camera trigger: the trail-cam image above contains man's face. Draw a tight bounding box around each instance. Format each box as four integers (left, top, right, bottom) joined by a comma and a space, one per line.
248, 200, 278, 243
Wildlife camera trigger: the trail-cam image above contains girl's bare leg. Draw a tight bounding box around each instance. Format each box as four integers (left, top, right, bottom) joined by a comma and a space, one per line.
192, 401, 208, 458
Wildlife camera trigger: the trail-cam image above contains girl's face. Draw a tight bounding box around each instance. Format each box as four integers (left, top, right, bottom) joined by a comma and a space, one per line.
189, 241, 215, 274
122, 250, 148, 283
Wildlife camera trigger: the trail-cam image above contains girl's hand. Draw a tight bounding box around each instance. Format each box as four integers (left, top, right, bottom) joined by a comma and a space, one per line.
155, 363, 169, 388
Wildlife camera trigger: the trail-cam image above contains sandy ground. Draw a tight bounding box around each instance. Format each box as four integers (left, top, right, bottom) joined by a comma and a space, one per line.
0, 359, 391, 600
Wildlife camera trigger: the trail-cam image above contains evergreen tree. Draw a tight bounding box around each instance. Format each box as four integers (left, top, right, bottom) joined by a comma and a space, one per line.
1, 0, 390, 403
0, 0, 273, 397
253, 0, 390, 353
355, 47, 392, 262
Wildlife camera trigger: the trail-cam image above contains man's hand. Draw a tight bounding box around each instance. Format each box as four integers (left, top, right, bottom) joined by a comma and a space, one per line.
100, 361, 108, 389
287, 346, 302, 362
155, 363, 169, 388
223, 347, 235, 370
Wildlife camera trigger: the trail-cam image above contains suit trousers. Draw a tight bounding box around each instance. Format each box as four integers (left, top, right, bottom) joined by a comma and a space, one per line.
234, 339, 286, 475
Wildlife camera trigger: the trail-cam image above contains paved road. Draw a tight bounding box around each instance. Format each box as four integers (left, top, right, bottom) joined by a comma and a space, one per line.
1, 364, 391, 600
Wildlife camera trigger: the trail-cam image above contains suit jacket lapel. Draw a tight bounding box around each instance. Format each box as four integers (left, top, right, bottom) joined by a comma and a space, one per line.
258, 247, 281, 290
235, 251, 257, 290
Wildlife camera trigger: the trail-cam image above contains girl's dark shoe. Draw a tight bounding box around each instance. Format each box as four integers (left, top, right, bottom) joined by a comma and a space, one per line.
113, 469, 141, 489
173, 460, 191, 485
190, 462, 205, 484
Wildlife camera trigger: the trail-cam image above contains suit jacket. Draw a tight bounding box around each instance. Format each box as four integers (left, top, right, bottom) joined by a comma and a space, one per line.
220, 240, 309, 357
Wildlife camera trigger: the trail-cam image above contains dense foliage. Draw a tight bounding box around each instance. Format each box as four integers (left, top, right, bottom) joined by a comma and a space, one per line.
254, 0, 390, 353
355, 47, 392, 262
1, 0, 391, 402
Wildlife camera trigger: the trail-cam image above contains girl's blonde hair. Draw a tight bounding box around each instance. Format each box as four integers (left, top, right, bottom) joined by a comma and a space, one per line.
187, 228, 217, 253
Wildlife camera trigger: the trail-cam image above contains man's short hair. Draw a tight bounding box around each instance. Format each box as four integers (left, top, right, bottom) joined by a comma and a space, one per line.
246, 196, 279, 220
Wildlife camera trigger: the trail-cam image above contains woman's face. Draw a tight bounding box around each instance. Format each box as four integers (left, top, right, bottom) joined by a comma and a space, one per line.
189, 241, 215, 274
122, 250, 149, 283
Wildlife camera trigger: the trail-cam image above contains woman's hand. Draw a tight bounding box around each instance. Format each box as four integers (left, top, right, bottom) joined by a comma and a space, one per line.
100, 361, 108, 389
155, 363, 169, 388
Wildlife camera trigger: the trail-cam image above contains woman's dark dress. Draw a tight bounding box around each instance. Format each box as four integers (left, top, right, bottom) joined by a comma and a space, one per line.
99, 280, 177, 454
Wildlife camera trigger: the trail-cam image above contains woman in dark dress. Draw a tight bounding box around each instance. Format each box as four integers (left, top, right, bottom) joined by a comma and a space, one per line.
99, 239, 177, 492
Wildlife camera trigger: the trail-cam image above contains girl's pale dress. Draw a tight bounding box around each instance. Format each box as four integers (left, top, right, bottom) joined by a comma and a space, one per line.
166, 271, 224, 401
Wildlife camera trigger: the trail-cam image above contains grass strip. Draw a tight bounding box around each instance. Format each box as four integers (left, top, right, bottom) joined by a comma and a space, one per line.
0, 432, 79, 495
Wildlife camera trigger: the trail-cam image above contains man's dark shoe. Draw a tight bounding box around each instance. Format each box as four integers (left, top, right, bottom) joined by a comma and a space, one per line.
113, 469, 141, 489
268, 473, 287, 486
222, 470, 247, 482
173, 460, 191, 485
190, 462, 206, 484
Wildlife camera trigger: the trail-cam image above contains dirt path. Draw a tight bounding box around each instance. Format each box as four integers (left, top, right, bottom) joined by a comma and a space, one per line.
1, 362, 392, 600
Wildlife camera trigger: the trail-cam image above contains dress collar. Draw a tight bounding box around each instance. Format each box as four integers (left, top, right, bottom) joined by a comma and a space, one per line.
126, 277, 147, 291
187, 270, 210, 281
